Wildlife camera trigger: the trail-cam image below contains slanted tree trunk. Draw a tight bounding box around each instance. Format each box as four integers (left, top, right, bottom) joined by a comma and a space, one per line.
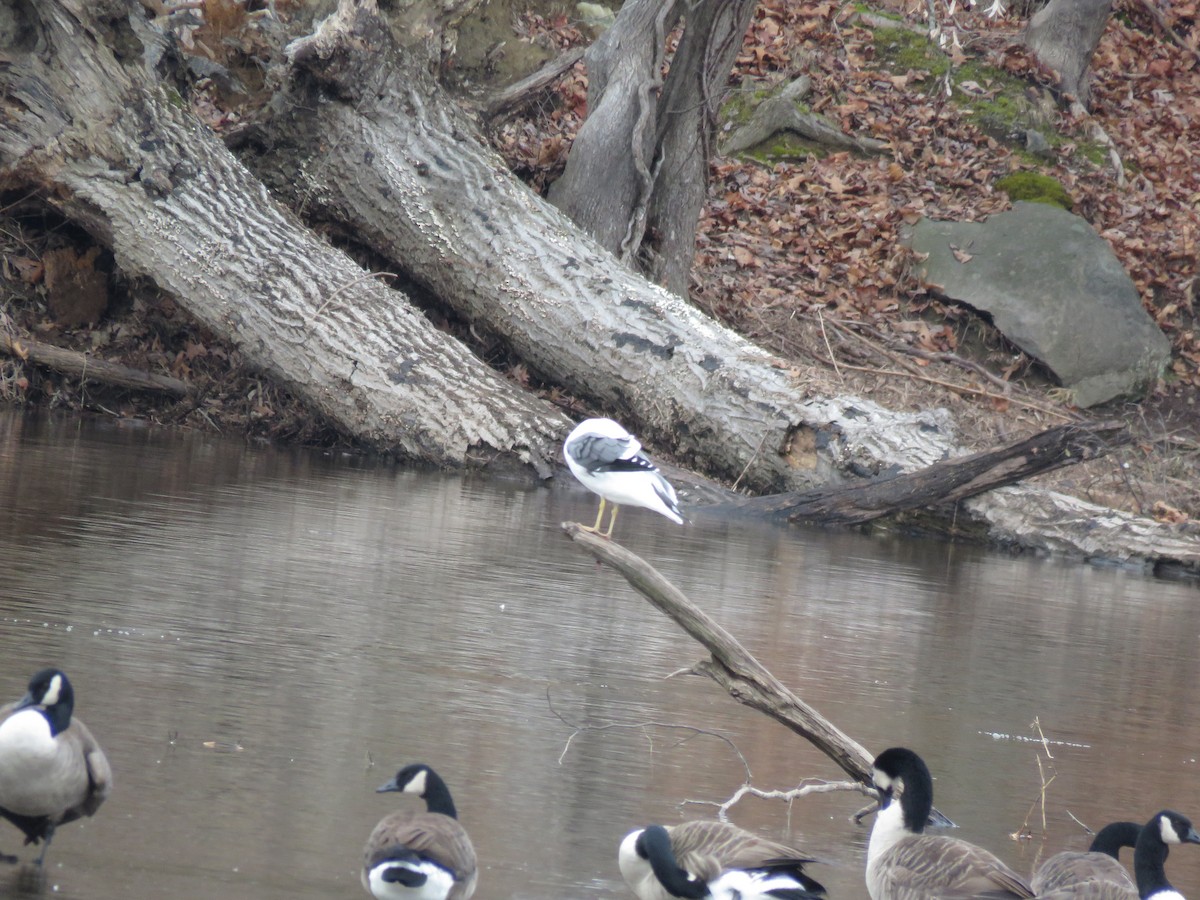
0, 0, 567, 471
254, 0, 960, 494
1024, 0, 1113, 108
548, 0, 758, 299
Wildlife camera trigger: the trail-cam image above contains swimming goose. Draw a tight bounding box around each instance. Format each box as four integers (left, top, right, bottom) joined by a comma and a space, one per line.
619, 820, 825, 900
0, 668, 111, 866
1032, 820, 1140, 898
866, 746, 1034, 900
362, 763, 477, 900
563, 417, 683, 538
1131, 810, 1200, 900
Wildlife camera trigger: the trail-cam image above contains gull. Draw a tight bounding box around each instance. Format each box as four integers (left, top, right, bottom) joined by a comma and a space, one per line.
563, 417, 683, 538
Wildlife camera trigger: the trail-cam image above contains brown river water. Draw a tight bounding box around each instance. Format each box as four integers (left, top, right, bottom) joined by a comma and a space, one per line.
0, 411, 1198, 899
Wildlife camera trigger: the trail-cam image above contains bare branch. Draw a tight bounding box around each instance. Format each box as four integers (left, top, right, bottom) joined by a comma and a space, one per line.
682, 779, 875, 822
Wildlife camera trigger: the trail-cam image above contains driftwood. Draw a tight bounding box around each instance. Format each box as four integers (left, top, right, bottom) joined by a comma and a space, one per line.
563, 522, 873, 779
717, 421, 1130, 527
0, 333, 191, 398
562, 523, 954, 824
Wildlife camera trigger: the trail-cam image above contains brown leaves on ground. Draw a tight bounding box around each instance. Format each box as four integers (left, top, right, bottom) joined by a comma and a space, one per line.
490, 0, 1200, 516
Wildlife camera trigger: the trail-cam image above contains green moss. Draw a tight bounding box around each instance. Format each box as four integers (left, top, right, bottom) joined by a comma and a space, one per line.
995, 171, 1073, 209
743, 133, 824, 163
720, 86, 777, 130
872, 27, 948, 76
1077, 141, 1109, 166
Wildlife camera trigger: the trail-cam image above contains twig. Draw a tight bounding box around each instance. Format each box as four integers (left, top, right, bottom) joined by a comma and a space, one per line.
828, 317, 1020, 394
306, 271, 398, 330
730, 429, 771, 493
1012, 717, 1057, 842
1130, 0, 1200, 65
816, 309, 843, 384
682, 779, 874, 822
1031, 715, 1055, 761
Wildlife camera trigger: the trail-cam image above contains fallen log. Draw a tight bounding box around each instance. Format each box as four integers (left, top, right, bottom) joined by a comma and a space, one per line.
715, 421, 1131, 527
483, 47, 586, 120
1, 0, 568, 471
0, 333, 191, 398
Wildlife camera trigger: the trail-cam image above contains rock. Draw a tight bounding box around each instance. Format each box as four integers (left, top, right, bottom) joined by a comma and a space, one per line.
909, 202, 1171, 407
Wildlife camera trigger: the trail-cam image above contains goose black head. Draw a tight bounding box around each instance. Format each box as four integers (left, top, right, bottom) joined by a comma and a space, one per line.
871, 747, 933, 834
1157, 811, 1200, 847
376, 763, 458, 819
15, 668, 75, 736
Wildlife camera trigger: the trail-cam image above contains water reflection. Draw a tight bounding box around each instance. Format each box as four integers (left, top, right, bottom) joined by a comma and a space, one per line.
0, 410, 1198, 900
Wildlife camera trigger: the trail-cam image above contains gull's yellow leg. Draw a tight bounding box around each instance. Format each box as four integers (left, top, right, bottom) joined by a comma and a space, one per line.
602, 504, 621, 539
587, 497, 608, 533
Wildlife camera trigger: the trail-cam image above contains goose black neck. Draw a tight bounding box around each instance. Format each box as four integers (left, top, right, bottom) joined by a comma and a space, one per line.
41, 698, 73, 737
1091, 822, 1141, 860
889, 749, 934, 834
421, 770, 458, 819
639, 826, 708, 899
1134, 821, 1172, 898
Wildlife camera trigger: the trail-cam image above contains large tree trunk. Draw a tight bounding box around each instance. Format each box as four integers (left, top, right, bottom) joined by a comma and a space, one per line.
642, 0, 758, 297
254, 0, 959, 494
0, 0, 566, 471
1024, 0, 1113, 108
546, 0, 679, 259
548, 0, 756, 298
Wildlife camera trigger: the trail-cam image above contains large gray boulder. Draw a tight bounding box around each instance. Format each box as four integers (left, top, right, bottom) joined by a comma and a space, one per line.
910, 202, 1171, 407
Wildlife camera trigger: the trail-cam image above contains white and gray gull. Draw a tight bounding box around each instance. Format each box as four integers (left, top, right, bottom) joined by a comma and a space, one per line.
563, 417, 683, 538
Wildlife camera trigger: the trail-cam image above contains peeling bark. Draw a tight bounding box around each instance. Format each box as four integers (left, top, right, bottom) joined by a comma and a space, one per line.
0, 0, 566, 470
255, 0, 959, 494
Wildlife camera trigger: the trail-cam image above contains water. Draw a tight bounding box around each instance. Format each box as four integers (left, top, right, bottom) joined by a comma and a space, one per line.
1, 410, 1198, 899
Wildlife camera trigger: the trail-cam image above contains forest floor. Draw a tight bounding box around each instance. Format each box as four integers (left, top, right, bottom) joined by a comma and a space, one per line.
1, 0, 1197, 524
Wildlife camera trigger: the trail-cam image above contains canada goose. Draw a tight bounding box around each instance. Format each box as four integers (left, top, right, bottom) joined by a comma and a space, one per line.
563, 417, 683, 537
0, 668, 111, 866
362, 763, 476, 900
1032, 820, 1141, 897
619, 820, 825, 900
1131, 810, 1200, 900
866, 746, 1034, 900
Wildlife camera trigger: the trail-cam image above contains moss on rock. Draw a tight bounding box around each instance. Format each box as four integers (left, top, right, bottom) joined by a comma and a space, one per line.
995, 171, 1073, 209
